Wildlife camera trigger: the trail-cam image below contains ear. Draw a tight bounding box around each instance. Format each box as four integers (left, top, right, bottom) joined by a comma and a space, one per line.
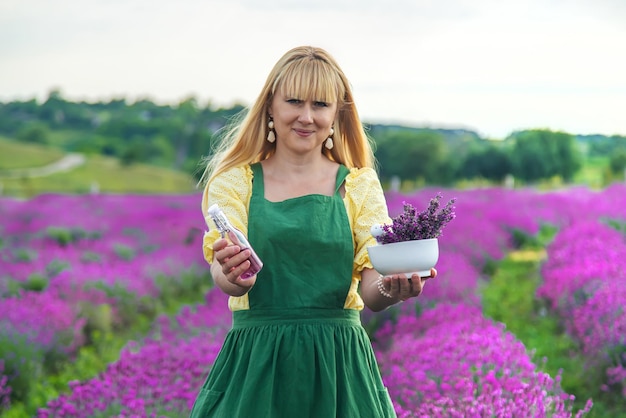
266, 100, 274, 118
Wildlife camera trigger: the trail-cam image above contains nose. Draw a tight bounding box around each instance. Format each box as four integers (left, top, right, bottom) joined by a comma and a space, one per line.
297, 104, 314, 123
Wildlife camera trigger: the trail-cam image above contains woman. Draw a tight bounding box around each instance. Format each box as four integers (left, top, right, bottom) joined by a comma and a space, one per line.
191, 46, 436, 418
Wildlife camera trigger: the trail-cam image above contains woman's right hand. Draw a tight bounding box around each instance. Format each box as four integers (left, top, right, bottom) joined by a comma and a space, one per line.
211, 237, 257, 295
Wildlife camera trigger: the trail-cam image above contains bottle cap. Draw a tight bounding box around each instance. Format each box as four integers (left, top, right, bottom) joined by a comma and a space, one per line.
207, 204, 221, 216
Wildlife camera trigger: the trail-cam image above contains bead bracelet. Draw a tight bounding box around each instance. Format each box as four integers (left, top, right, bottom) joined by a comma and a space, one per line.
376, 274, 393, 298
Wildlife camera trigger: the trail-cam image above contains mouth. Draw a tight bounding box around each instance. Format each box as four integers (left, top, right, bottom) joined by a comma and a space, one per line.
293, 128, 314, 137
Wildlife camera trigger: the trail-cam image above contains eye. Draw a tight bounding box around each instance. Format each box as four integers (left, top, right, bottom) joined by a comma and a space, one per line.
286, 98, 301, 104
314, 101, 329, 107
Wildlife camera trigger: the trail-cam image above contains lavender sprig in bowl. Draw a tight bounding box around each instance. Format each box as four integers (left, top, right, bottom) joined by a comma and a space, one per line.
368, 193, 456, 277
372, 193, 457, 244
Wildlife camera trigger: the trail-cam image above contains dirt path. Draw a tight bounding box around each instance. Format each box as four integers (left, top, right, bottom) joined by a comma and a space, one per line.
0, 153, 86, 178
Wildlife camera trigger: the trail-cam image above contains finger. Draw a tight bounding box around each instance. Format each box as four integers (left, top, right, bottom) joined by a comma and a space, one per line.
421, 268, 437, 280
388, 275, 407, 300
214, 239, 242, 259
224, 258, 249, 281
222, 249, 251, 277
215, 242, 241, 267
414, 278, 424, 294
399, 275, 412, 293
234, 274, 257, 288
385, 275, 398, 296
403, 277, 421, 300
228, 230, 243, 247
212, 237, 230, 253
401, 274, 422, 299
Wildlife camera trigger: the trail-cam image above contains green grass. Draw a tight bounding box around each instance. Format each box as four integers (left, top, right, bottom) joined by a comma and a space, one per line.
46, 129, 92, 148
0, 137, 198, 197
574, 155, 610, 189
0, 136, 65, 170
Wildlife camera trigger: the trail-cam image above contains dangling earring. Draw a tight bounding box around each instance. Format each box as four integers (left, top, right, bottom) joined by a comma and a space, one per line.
325, 127, 334, 150
267, 118, 276, 143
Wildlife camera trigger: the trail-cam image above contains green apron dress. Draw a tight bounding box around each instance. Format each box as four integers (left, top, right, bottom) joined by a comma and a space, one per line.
190, 163, 396, 418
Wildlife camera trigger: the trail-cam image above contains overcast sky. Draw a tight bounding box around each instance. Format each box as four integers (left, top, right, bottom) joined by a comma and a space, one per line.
1, 0, 625, 138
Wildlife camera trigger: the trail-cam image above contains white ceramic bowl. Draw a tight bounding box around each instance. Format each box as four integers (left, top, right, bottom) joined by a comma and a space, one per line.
367, 238, 439, 277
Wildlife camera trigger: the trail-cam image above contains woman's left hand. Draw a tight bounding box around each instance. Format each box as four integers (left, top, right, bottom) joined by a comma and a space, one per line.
380, 268, 437, 301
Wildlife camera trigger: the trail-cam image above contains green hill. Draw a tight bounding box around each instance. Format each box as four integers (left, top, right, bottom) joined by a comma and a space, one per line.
0, 136, 198, 197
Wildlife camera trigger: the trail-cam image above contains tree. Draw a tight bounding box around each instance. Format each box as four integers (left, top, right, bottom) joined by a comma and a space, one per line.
459, 143, 512, 182
375, 130, 446, 183
16, 122, 50, 144
509, 129, 582, 182
609, 148, 626, 176
120, 143, 142, 166
552, 131, 583, 181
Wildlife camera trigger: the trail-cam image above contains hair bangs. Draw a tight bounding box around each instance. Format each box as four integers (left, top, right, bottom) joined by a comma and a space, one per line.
275, 58, 343, 104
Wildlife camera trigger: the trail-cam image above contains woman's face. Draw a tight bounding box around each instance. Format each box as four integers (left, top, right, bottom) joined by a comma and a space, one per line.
269, 91, 337, 154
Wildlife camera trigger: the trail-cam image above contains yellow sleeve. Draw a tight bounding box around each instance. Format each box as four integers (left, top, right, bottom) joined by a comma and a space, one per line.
201, 165, 253, 265
344, 167, 392, 274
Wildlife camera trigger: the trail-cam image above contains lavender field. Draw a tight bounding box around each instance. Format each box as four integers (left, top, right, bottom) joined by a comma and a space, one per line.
1, 184, 626, 417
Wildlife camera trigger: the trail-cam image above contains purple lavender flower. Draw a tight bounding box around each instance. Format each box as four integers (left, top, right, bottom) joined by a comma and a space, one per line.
375, 193, 457, 244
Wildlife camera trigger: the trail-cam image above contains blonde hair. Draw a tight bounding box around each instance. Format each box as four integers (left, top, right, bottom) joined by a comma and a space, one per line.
200, 46, 375, 187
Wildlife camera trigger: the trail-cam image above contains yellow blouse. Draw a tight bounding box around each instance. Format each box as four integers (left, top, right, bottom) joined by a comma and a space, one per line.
201, 165, 392, 311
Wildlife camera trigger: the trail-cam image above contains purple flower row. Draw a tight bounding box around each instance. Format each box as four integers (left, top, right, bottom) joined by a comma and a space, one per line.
375, 303, 592, 417
538, 220, 626, 396
37, 290, 232, 417
0, 194, 208, 412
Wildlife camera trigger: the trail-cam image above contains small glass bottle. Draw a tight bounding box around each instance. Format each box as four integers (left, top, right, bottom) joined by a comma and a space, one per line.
207, 204, 263, 279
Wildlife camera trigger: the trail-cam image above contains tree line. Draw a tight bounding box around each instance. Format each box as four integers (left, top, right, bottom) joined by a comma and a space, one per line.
2, 90, 626, 186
